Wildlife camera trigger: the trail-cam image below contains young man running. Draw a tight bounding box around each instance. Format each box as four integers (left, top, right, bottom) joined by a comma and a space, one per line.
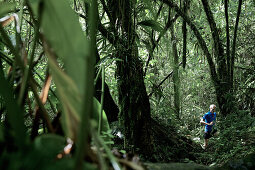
200, 104, 217, 149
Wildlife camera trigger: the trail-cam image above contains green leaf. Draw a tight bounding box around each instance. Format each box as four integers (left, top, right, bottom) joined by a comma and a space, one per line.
41, 0, 90, 140
0, 2, 16, 18
138, 20, 164, 33
47, 55, 81, 140
92, 97, 110, 133
92, 97, 113, 145
119, 150, 126, 154
42, 0, 89, 95
28, 0, 40, 18
0, 63, 27, 149
34, 134, 66, 159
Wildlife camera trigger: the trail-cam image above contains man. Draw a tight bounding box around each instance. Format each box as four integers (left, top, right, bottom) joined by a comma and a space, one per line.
200, 104, 217, 149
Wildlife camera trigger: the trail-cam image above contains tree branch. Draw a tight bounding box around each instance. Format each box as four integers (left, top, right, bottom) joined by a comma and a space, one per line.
231, 0, 243, 85
201, 0, 227, 81
149, 62, 182, 97
144, 13, 179, 76
160, 0, 218, 85
225, 0, 230, 74
201, 0, 222, 59
182, 0, 190, 69
99, 0, 114, 25
78, 13, 120, 46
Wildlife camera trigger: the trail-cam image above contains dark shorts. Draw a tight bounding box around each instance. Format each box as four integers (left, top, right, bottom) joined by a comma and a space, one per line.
204, 129, 217, 139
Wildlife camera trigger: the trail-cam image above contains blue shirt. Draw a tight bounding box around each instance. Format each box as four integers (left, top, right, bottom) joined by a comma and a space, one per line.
203, 111, 216, 132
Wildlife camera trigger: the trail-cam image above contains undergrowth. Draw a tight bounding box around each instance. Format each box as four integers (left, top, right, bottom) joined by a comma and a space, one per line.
190, 110, 255, 166
110, 109, 255, 167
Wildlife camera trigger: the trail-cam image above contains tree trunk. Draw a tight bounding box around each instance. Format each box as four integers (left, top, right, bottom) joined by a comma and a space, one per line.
225, 0, 230, 79
97, 0, 153, 154
201, 0, 239, 115
182, 0, 189, 69
170, 18, 180, 119
116, 49, 153, 155
230, 0, 243, 88
114, 0, 153, 155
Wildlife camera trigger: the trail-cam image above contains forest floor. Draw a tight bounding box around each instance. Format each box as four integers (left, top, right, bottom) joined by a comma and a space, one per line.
136, 111, 255, 170
144, 162, 210, 170
111, 111, 255, 169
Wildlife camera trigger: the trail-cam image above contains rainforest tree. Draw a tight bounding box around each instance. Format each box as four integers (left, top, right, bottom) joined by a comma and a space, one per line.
161, 0, 243, 116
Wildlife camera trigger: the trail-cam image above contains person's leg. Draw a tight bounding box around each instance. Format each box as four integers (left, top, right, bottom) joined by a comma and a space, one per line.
204, 139, 209, 148
203, 131, 211, 149
212, 129, 218, 136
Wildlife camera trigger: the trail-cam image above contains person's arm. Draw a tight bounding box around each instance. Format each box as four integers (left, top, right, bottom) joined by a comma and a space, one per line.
200, 118, 213, 125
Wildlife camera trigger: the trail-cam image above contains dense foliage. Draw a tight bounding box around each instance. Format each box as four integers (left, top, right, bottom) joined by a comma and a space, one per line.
0, 0, 254, 169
